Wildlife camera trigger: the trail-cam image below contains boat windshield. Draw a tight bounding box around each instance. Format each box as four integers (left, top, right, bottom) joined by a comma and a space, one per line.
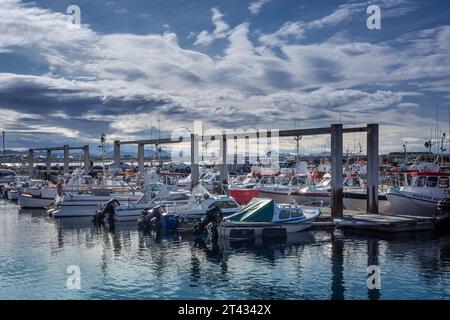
291, 176, 306, 186
321, 178, 331, 187
281, 176, 290, 185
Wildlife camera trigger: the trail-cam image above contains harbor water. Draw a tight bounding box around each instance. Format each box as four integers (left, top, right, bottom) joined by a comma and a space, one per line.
1, 199, 450, 300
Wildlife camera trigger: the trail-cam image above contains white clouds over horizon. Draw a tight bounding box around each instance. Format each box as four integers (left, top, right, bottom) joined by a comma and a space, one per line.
0, 0, 449, 152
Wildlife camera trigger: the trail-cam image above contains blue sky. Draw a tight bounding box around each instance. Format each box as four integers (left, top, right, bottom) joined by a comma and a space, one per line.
1, 0, 450, 154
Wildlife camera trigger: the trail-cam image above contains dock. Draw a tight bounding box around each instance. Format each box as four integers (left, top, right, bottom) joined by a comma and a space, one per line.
312, 207, 446, 232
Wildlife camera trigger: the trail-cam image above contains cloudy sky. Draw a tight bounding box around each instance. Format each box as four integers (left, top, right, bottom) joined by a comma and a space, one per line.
1, 0, 450, 155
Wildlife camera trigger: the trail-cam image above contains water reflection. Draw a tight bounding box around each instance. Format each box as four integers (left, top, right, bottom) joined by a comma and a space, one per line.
3, 200, 450, 299
367, 239, 380, 300
331, 230, 345, 300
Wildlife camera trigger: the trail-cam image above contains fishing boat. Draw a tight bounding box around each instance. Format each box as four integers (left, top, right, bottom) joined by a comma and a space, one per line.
5, 179, 45, 201
256, 174, 308, 203
293, 173, 332, 205
18, 184, 57, 208
294, 174, 366, 206
163, 185, 241, 227
218, 198, 321, 240
107, 185, 191, 221
48, 192, 142, 217
343, 189, 393, 213
386, 172, 450, 216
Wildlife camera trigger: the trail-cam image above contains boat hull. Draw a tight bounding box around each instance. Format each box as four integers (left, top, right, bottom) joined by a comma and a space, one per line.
50, 195, 141, 218
257, 190, 296, 203
386, 190, 439, 216
49, 205, 102, 217
219, 221, 312, 239
343, 192, 393, 213
7, 190, 18, 201
258, 190, 331, 206
114, 205, 153, 221
18, 193, 54, 208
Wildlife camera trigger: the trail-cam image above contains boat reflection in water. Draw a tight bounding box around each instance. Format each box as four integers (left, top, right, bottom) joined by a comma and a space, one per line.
2, 200, 450, 300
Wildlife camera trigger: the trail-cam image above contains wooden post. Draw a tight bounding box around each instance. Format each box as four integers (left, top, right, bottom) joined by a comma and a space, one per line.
83, 145, 90, 175
114, 140, 120, 169
28, 149, 34, 179
190, 134, 199, 187
220, 134, 229, 184
63, 145, 70, 174
367, 124, 379, 214
331, 124, 343, 218
46, 150, 52, 177
138, 143, 145, 177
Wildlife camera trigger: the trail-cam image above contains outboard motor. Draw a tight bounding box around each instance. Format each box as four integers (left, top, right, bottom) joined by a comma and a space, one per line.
193, 206, 223, 237
92, 199, 120, 223
138, 205, 165, 230
437, 198, 450, 214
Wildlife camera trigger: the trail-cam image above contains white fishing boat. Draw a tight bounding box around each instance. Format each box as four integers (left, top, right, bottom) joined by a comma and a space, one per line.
292, 174, 333, 205
294, 174, 365, 206
18, 185, 56, 208
110, 186, 191, 221
48, 170, 163, 217
6, 178, 45, 201
386, 172, 450, 216
343, 189, 393, 213
48, 192, 142, 217
165, 185, 241, 220
218, 198, 321, 239
257, 174, 308, 203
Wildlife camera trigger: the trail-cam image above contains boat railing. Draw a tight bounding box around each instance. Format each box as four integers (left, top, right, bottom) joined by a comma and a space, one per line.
299, 200, 324, 209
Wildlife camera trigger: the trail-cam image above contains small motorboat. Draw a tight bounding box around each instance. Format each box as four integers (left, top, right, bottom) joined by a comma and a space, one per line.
218, 197, 321, 240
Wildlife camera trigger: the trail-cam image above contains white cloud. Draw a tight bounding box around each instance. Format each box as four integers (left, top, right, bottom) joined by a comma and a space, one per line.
259, 0, 419, 47
194, 7, 230, 46
307, 8, 351, 29
259, 21, 305, 47
249, 0, 271, 15
0, 0, 448, 152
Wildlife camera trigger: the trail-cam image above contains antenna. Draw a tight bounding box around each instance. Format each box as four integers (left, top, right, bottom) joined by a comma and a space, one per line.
2, 131, 5, 161
294, 136, 302, 161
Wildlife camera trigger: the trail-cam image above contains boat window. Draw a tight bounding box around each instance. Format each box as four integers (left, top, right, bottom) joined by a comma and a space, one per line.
406, 174, 412, 186
291, 177, 298, 186
426, 176, 438, 188
168, 194, 190, 201
416, 176, 427, 187
344, 178, 360, 187
298, 176, 307, 185
209, 201, 238, 209
281, 176, 290, 185
290, 209, 303, 218
279, 210, 290, 219
439, 177, 449, 188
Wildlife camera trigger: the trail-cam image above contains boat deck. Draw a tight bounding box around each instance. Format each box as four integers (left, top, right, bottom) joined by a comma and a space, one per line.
313, 207, 447, 232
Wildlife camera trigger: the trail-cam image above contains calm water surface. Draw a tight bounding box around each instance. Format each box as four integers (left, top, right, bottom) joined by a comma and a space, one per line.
1, 199, 450, 300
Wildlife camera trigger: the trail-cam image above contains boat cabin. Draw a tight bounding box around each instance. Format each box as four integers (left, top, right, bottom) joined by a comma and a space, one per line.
410, 172, 450, 189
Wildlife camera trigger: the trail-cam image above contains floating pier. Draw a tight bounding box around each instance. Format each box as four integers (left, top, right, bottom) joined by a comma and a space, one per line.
315, 207, 446, 233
